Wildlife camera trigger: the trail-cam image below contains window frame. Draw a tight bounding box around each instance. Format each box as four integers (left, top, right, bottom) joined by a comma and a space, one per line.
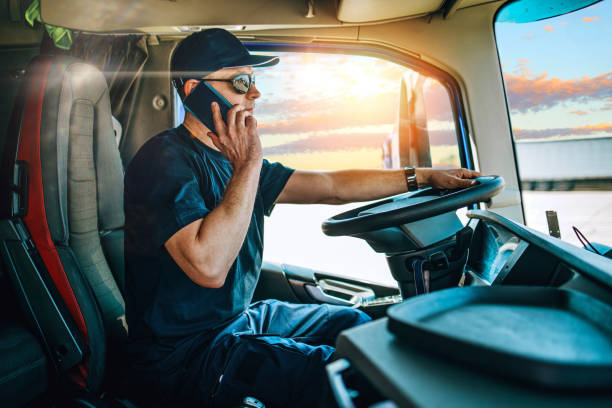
245, 41, 475, 171
492, 5, 529, 218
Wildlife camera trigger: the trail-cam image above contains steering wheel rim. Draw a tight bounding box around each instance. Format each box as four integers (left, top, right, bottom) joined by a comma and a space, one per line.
321, 175, 505, 237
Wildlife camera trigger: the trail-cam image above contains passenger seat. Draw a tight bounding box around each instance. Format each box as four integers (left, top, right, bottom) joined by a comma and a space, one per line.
0, 55, 128, 404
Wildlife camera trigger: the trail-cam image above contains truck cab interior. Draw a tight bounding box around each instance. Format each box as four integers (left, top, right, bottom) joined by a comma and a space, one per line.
1, 0, 611, 407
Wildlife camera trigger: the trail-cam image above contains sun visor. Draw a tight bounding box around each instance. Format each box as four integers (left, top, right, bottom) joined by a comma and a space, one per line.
337, 0, 445, 23
40, 0, 340, 32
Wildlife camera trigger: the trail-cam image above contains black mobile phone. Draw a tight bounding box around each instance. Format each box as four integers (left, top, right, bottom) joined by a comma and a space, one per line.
183, 81, 233, 131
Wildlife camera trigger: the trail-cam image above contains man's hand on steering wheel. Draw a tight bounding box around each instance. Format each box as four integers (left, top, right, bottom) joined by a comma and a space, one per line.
417, 168, 483, 190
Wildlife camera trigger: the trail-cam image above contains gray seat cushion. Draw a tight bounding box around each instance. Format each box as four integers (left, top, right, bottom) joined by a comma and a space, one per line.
38, 57, 127, 351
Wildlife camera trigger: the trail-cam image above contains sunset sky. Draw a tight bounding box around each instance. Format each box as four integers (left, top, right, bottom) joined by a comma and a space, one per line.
495, 0, 612, 140
254, 53, 408, 170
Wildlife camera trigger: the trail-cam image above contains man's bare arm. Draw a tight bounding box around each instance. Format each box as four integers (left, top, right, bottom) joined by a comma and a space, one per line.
276, 168, 481, 205
165, 163, 260, 288
165, 103, 262, 288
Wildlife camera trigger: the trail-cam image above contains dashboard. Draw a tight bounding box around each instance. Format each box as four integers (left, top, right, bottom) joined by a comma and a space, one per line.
466, 210, 612, 289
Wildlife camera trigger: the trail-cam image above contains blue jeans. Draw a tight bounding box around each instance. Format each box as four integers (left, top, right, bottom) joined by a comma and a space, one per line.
173, 300, 371, 407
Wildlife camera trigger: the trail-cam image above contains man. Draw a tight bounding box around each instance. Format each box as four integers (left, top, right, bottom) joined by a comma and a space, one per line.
124, 29, 480, 407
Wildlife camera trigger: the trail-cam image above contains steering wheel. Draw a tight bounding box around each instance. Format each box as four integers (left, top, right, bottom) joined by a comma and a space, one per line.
322, 176, 505, 237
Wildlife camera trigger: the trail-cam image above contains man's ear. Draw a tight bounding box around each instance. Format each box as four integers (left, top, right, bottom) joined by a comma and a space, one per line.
183, 79, 200, 97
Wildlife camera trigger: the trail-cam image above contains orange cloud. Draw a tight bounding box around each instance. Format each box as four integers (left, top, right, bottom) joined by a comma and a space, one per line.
503, 71, 612, 112
602, 105, 612, 111
570, 110, 587, 115
582, 16, 599, 22
576, 123, 612, 132
543, 25, 554, 32
559, 22, 568, 27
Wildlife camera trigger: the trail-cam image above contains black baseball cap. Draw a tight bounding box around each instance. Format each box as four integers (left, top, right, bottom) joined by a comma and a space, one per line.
171, 28, 279, 88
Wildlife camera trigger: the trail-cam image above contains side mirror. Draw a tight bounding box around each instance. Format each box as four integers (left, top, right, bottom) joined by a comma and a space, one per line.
383, 73, 432, 168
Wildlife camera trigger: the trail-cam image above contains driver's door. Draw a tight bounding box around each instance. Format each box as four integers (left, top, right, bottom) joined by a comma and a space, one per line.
254, 261, 400, 318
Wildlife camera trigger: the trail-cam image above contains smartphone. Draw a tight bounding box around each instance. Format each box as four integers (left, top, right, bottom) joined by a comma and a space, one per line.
183, 81, 233, 131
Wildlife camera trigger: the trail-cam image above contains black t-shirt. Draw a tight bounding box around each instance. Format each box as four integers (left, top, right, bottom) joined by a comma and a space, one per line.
124, 125, 294, 353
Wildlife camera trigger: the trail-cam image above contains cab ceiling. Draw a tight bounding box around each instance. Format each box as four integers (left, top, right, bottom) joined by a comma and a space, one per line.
40, 0, 495, 33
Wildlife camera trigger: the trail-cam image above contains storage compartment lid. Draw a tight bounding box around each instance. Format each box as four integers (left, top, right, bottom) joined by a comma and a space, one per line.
387, 286, 612, 389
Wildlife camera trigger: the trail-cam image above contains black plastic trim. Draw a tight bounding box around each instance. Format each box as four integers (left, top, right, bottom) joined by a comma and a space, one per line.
326, 359, 356, 408
467, 209, 612, 289
0, 67, 27, 218
0, 236, 84, 373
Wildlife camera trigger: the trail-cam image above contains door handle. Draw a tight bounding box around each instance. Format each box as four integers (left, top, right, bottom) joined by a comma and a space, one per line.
304, 279, 375, 307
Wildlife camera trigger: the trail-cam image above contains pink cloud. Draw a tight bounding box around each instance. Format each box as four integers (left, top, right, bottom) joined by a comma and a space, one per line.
512, 59, 532, 77
582, 16, 599, 22
258, 92, 397, 135
262, 127, 458, 156
570, 110, 587, 115
503, 70, 612, 113
513, 123, 612, 140
263, 130, 389, 156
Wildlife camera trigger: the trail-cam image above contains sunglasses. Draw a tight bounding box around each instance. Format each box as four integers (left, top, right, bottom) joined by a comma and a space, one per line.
201, 73, 256, 94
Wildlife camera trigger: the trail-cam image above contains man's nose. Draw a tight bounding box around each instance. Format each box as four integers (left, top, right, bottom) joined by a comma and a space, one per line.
247, 84, 261, 100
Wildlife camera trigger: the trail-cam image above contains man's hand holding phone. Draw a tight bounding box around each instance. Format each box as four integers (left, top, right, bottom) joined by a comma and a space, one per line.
208, 102, 262, 172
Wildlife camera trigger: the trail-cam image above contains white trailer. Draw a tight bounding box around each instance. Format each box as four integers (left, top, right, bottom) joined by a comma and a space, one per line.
515, 136, 612, 190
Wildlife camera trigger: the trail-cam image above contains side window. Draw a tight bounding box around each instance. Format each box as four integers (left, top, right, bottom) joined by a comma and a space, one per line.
495, 1, 611, 249
253, 51, 464, 284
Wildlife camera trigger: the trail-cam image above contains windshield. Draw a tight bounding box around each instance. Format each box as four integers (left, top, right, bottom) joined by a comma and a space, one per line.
495, 0, 612, 249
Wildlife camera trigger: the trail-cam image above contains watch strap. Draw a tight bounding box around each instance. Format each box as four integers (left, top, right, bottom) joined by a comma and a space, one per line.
404, 166, 418, 191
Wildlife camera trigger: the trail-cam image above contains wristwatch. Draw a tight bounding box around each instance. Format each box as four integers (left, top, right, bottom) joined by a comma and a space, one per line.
403, 166, 419, 191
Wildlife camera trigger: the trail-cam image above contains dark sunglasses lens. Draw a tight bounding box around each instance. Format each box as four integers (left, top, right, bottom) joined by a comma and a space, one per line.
233, 74, 252, 94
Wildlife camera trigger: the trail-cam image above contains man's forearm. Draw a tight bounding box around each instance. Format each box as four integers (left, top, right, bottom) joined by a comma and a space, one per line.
329, 169, 408, 204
